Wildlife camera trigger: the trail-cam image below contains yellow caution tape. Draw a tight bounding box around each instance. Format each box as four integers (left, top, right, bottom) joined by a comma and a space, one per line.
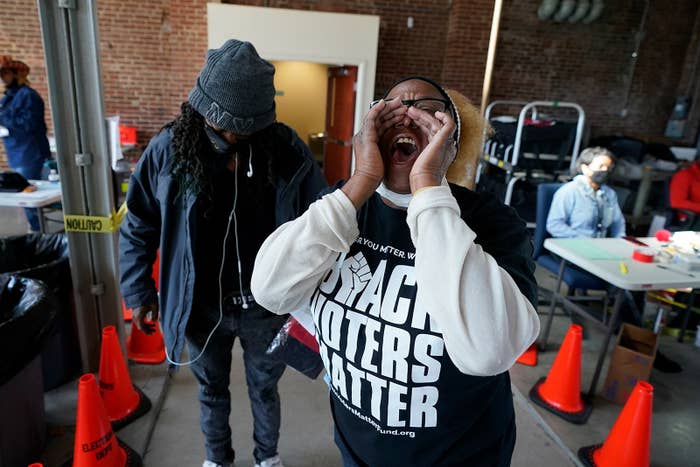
64, 202, 128, 233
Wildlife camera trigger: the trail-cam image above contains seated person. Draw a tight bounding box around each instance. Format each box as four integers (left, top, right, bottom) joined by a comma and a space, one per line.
547, 147, 682, 372
547, 146, 624, 239
669, 157, 700, 229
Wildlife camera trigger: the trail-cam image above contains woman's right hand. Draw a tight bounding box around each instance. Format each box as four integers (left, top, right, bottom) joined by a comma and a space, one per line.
343, 98, 404, 208
132, 302, 159, 335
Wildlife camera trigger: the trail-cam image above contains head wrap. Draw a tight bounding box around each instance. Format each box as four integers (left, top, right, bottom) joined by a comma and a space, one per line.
1, 56, 30, 80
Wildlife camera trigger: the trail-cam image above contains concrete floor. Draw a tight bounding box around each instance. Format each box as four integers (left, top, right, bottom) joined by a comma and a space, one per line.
37, 341, 576, 467
2, 209, 699, 466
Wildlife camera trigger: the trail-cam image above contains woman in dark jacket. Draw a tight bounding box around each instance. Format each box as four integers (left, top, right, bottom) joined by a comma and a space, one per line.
0, 56, 51, 231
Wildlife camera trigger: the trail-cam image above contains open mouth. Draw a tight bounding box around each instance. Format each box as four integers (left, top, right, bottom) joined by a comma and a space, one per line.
391, 136, 419, 164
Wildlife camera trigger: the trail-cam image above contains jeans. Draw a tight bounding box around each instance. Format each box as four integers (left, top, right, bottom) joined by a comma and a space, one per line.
12, 161, 44, 231
334, 428, 366, 467
186, 301, 287, 464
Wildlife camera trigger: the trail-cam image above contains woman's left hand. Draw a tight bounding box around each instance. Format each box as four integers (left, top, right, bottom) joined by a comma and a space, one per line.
406, 107, 457, 193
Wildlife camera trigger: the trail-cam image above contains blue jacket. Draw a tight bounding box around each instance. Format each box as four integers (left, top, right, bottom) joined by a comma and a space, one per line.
546, 175, 625, 238
119, 123, 327, 363
0, 84, 51, 168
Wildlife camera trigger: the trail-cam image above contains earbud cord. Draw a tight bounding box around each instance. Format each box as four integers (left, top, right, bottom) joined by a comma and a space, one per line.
234, 148, 249, 309
164, 152, 241, 366
246, 144, 254, 178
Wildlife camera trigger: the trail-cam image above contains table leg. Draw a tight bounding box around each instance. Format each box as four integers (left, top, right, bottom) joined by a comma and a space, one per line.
587, 288, 623, 398
37, 206, 46, 233
678, 289, 696, 342
540, 259, 566, 351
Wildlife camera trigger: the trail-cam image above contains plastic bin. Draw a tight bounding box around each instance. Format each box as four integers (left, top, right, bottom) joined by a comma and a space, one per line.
0, 275, 52, 467
0, 234, 80, 390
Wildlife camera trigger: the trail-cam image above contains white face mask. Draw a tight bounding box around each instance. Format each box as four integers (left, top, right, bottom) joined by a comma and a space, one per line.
375, 182, 413, 208
375, 178, 449, 209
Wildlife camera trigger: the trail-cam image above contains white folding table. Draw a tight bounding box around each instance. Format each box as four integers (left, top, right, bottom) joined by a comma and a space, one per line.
541, 237, 700, 397
0, 181, 62, 233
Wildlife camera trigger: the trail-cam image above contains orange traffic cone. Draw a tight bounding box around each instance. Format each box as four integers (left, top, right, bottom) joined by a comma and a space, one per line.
98, 326, 151, 430
516, 343, 538, 366
122, 300, 132, 322
578, 381, 653, 466
72, 373, 142, 467
127, 319, 165, 364
529, 324, 592, 423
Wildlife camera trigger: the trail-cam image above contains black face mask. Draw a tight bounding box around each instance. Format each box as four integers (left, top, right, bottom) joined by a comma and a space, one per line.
590, 170, 609, 185
204, 124, 236, 156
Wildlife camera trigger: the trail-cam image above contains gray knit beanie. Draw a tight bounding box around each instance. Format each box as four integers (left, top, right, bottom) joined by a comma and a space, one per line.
188, 39, 276, 135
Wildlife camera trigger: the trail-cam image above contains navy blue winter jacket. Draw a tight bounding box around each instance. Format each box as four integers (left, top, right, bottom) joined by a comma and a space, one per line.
119, 123, 327, 363
0, 84, 51, 168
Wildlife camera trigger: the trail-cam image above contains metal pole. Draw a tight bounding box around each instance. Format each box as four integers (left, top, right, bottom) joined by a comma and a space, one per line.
37, 0, 123, 372
480, 0, 504, 116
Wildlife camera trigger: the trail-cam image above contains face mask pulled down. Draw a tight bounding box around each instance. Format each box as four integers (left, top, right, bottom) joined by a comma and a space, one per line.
375, 178, 449, 209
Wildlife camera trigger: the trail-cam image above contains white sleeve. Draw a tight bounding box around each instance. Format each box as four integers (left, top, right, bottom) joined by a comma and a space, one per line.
251, 189, 359, 315
406, 186, 540, 376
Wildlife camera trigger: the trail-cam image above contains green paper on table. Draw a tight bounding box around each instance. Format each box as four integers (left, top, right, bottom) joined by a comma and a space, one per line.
554, 239, 625, 260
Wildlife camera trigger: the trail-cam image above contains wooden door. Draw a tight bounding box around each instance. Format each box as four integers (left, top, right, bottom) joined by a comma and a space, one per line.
323, 66, 357, 185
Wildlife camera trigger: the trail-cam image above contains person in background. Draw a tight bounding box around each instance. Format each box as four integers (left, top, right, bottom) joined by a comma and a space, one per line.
0, 56, 51, 232
251, 76, 540, 466
669, 156, 700, 229
547, 146, 682, 372
119, 39, 326, 467
547, 146, 625, 239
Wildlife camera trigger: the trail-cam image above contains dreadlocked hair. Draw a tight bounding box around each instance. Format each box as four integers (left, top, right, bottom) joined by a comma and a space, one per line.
165, 101, 215, 198
165, 101, 294, 201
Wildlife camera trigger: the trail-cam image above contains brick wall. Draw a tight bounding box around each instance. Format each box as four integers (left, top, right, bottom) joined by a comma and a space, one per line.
1, 0, 699, 171
491, 0, 700, 143
98, 0, 207, 144
228, 0, 455, 97
0, 0, 207, 169
442, 0, 494, 103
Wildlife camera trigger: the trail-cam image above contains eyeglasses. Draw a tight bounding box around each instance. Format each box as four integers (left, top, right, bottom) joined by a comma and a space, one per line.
370, 97, 451, 114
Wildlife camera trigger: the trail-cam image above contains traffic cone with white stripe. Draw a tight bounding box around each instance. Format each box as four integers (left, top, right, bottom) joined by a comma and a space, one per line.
72, 373, 142, 466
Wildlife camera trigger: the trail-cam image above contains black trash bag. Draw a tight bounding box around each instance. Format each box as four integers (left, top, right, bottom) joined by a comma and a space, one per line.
0, 274, 57, 387
0, 233, 79, 390
0, 233, 69, 288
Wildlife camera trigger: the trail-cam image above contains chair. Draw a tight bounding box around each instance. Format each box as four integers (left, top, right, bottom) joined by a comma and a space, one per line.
663, 176, 696, 231
533, 183, 610, 349
533, 183, 608, 291
644, 176, 699, 343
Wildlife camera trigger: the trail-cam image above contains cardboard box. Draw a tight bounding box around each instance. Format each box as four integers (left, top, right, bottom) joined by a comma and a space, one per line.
601, 323, 658, 405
